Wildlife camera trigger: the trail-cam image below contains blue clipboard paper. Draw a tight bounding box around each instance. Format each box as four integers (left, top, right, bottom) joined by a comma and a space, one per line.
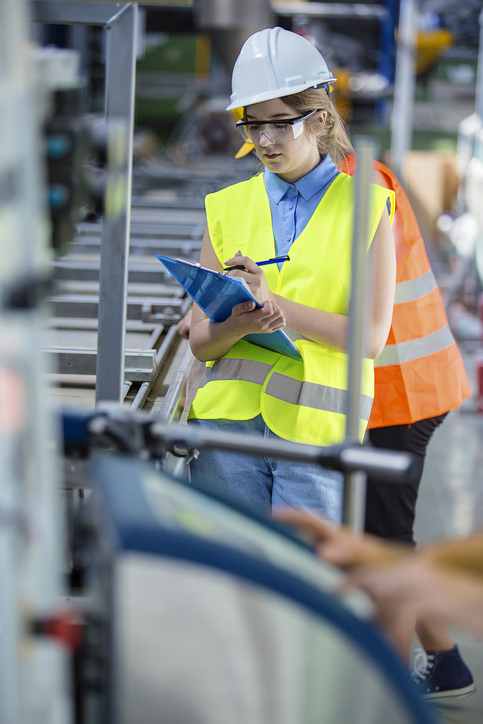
156, 254, 302, 361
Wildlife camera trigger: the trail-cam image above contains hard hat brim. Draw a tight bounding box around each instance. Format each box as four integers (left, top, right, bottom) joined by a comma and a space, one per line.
226, 79, 337, 111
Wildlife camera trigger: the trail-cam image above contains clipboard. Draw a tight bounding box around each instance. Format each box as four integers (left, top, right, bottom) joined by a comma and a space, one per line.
156, 254, 302, 361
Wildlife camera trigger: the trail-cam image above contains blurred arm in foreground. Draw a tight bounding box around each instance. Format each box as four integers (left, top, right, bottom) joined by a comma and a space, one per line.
275, 510, 483, 646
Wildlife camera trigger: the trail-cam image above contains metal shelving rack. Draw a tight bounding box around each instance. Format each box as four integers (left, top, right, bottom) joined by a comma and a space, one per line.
271, 0, 398, 86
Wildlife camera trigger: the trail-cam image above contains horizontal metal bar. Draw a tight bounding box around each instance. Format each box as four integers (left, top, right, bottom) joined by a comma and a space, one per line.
69, 237, 201, 257
133, 156, 256, 181
32, 1, 121, 25
76, 221, 204, 240
131, 195, 205, 211
53, 281, 180, 299
272, 2, 387, 19
133, 222, 204, 237
130, 381, 150, 410
123, 380, 133, 399
46, 347, 156, 381
158, 344, 195, 423
150, 423, 417, 484
136, 0, 193, 5
155, 324, 180, 366
48, 294, 183, 321
52, 260, 187, 284
148, 324, 182, 393
144, 324, 165, 352
47, 317, 158, 333
129, 210, 206, 228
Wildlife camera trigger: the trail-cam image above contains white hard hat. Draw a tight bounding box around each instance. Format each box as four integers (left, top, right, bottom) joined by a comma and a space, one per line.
226, 27, 336, 111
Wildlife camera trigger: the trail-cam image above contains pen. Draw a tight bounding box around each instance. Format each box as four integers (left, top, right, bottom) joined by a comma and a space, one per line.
223, 255, 290, 272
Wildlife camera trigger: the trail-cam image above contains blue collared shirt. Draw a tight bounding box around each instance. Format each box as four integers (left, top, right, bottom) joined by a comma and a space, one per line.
263, 154, 339, 265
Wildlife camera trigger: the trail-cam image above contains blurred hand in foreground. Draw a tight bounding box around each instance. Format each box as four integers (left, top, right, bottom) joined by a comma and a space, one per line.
274, 509, 483, 638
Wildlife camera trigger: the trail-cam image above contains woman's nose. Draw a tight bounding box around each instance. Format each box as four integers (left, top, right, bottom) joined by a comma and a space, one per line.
259, 129, 274, 146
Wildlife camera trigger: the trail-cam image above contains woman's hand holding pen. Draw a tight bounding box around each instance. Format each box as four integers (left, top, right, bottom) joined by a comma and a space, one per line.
223, 251, 285, 334
189, 234, 287, 362
224, 251, 276, 306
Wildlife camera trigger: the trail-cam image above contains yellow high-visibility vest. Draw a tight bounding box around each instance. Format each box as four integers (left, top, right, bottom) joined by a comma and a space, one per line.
189, 172, 393, 446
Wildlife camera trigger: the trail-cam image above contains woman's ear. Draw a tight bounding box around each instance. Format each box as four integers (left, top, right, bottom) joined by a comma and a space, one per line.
307, 111, 327, 147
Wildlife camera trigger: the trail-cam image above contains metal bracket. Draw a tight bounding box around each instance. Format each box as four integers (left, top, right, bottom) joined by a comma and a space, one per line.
47, 346, 156, 381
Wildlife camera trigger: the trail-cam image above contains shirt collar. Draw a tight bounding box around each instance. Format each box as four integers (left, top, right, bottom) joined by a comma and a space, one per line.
263, 154, 338, 204
296, 154, 338, 201
263, 167, 290, 205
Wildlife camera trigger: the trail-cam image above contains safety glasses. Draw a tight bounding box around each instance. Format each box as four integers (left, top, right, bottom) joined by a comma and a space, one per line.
235, 109, 320, 145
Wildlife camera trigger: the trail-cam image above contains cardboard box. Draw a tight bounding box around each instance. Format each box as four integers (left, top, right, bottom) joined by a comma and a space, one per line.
385, 151, 459, 244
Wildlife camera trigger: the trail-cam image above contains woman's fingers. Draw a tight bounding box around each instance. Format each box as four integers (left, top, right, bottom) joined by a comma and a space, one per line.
274, 509, 338, 548
259, 301, 285, 328
274, 508, 407, 569
224, 255, 275, 306
232, 300, 285, 331
233, 301, 256, 314
176, 309, 192, 339
224, 253, 258, 273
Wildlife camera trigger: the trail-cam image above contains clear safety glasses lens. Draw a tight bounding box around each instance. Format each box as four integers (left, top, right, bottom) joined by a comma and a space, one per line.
237, 110, 317, 145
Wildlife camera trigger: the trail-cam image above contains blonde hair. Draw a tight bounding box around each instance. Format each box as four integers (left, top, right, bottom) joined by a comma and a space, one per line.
281, 88, 353, 167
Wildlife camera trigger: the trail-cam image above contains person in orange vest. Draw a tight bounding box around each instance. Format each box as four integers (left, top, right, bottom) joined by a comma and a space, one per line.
343, 155, 470, 537
342, 153, 474, 700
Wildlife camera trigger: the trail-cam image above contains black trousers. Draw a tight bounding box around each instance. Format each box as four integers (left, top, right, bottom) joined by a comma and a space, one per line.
364, 413, 448, 546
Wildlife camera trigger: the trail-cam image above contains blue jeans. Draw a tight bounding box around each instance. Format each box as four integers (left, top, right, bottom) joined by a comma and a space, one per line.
188, 415, 343, 523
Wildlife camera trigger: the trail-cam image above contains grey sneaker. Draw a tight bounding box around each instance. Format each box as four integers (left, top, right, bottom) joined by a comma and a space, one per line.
411, 646, 476, 701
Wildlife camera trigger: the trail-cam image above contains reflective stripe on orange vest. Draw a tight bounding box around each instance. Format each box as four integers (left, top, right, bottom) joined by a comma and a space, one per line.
343, 154, 471, 428
394, 268, 437, 303
375, 324, 456, 367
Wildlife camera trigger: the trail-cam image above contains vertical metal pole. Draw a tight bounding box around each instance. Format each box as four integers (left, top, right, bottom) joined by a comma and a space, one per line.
95, 3, 138, 404
476, 10, 483, 120
0, 1, 70, 722
390, 0, 416, 179
343, 139, 375, 532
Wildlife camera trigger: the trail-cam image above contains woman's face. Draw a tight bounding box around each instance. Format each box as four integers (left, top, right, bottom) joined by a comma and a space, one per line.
244, 98, 326, 183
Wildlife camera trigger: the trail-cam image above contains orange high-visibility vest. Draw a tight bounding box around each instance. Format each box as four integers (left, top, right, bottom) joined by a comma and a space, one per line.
344, 154, 471, 428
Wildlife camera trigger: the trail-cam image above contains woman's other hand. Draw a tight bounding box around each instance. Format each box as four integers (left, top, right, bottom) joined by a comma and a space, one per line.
176, 309, 192, 339
231, 299, 286, 334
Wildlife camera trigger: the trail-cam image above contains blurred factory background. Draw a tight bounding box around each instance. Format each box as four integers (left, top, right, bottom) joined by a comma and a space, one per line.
2, 1, 483, 723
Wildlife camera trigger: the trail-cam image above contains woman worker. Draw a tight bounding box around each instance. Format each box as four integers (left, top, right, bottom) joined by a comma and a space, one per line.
187, 27, 396, 523
180, 148, 474, 695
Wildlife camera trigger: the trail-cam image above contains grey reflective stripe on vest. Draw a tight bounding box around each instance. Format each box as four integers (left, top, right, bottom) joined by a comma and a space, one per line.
199, 358, 272, 388
284, 328, 312, 343
394, 269, 437, 305
265, 373, 373, 422
375, 324, 455, 368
